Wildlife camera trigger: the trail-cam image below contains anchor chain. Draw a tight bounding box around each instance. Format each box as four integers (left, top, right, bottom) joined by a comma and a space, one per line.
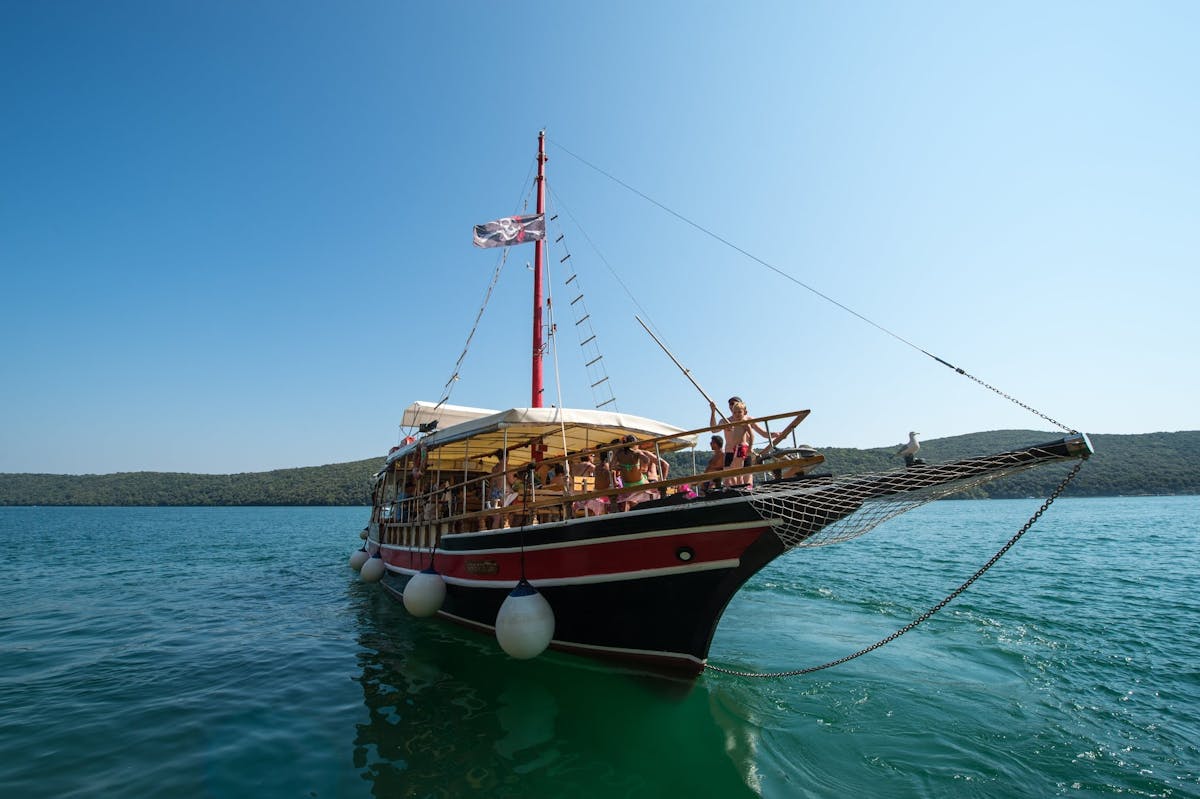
705, 460, 1085, 679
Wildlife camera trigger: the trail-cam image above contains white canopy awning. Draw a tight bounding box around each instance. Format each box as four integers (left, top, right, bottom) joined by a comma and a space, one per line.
387, 404, 697, 471
400, 401, 498, 430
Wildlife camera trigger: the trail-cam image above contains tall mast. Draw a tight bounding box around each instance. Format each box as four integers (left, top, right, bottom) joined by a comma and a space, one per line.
531, 130, 546, 408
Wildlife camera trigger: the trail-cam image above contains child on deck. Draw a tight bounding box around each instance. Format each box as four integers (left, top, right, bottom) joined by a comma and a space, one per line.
709, 396, 779, 488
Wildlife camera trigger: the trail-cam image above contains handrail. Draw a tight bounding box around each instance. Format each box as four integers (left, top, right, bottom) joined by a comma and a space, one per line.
382, 454, 826, 533
517, 454, 827, 514
379, 409, 814, 528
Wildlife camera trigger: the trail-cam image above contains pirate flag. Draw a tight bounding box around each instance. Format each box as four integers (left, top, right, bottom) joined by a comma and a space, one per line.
472, 214, 546, 248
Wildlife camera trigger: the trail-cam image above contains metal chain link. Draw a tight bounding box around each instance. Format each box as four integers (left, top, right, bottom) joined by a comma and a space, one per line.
704, 460, 1085, 679
958, 369, 1078, 435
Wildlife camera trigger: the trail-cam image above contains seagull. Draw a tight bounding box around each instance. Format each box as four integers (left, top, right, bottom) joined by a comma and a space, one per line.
897, 432, 921, 466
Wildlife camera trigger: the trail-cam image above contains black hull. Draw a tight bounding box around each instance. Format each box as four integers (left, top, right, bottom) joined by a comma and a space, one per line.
371, 433, 1091, 676
382, 522, 785, 675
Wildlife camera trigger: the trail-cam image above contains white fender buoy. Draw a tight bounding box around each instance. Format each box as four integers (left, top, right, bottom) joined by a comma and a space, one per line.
360, 551, 386, 583
403, 567, 447, 617
495, 579, 555, 660
349, 547, 369, 571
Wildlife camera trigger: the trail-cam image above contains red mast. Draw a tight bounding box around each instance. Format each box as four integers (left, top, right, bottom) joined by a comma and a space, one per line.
531, 130, 547, 408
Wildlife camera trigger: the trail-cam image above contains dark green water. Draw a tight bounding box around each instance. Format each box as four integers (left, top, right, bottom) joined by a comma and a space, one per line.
1, 497, 1196, 797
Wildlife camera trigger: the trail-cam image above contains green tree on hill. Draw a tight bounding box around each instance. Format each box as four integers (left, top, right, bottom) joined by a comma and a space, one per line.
2, 431, 1197, 506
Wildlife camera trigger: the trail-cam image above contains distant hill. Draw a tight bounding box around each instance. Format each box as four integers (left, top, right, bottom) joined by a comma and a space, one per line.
1, 430, 1196, 506
664, 430, 1200, 499
852, 430, 1200, 497
0, 458, 384, 507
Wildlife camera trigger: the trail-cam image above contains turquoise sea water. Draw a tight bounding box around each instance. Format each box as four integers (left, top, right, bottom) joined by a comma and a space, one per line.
0, 497, 1196, 798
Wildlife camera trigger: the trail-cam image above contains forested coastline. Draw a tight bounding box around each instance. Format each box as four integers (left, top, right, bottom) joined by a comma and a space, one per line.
1, 430, 1196, 506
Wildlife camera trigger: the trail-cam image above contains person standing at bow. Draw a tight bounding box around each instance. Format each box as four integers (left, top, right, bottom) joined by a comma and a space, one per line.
709, 396, 777, 488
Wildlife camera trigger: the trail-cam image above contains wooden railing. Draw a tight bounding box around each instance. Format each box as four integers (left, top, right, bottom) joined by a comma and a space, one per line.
377, 409, 818, 542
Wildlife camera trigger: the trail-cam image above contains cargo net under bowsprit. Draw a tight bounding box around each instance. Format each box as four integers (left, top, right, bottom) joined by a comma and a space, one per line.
747, 449, 1065, 550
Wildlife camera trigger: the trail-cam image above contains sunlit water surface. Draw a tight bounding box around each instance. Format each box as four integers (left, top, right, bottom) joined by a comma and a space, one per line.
0, 497, 1195, 798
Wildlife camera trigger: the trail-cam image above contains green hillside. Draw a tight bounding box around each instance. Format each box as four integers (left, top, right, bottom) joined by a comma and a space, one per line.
867, 430, 1199, 498
0, 458, 384, 507
664, 429, 1199, 499
1, 430, 1196, 506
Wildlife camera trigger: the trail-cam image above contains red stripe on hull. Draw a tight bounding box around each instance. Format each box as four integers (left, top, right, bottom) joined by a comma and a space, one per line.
380, 524, 770, 583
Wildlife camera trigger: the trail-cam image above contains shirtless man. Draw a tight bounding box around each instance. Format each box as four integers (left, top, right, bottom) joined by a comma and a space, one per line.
576, 452, 597, 478
704, 434, 725, 492
709, 396, 778, 488
572, 452, 609, 516
640, 443, 670, 497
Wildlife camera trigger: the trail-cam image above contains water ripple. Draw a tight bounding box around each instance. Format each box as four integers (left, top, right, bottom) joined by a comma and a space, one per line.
1, 499, 1198, 798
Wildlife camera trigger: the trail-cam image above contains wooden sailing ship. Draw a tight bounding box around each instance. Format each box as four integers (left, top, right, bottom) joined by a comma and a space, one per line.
351, 132, 1092, 676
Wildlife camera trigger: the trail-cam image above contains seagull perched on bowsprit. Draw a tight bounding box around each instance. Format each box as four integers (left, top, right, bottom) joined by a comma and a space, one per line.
897, 431, 921, 467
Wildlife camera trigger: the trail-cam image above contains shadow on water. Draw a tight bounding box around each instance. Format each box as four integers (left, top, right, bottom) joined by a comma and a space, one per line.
349, 585, 759, 799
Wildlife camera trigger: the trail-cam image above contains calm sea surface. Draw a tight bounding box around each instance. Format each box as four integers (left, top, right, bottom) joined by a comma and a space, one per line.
1, 497, 1196, 798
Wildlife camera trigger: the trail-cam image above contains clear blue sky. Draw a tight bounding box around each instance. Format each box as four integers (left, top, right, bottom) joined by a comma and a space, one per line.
2, 1, 1196, 475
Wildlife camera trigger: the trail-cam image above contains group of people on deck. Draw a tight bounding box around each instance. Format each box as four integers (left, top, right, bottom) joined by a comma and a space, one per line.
568, 435, 671, 515
570, 394, 785, 516
473, 394, 786, 523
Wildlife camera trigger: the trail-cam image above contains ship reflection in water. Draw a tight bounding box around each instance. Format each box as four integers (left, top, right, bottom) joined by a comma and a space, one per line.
351, 589, 760, 798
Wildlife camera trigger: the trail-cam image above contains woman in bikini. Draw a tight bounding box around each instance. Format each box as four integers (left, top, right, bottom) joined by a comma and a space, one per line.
613, 435, 656, 511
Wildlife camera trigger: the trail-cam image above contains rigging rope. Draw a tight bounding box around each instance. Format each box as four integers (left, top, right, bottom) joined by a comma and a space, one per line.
546, 184, 662, 332
541, 227, 574, 469
426, 160, 538, 417
549, 139, 1075, 434
704, 460, 1084, 679
544, 189, 619, 410
434, 247, 509, 409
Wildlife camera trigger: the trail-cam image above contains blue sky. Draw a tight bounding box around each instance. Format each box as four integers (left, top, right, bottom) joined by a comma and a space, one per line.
2, 1, 1196, 475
